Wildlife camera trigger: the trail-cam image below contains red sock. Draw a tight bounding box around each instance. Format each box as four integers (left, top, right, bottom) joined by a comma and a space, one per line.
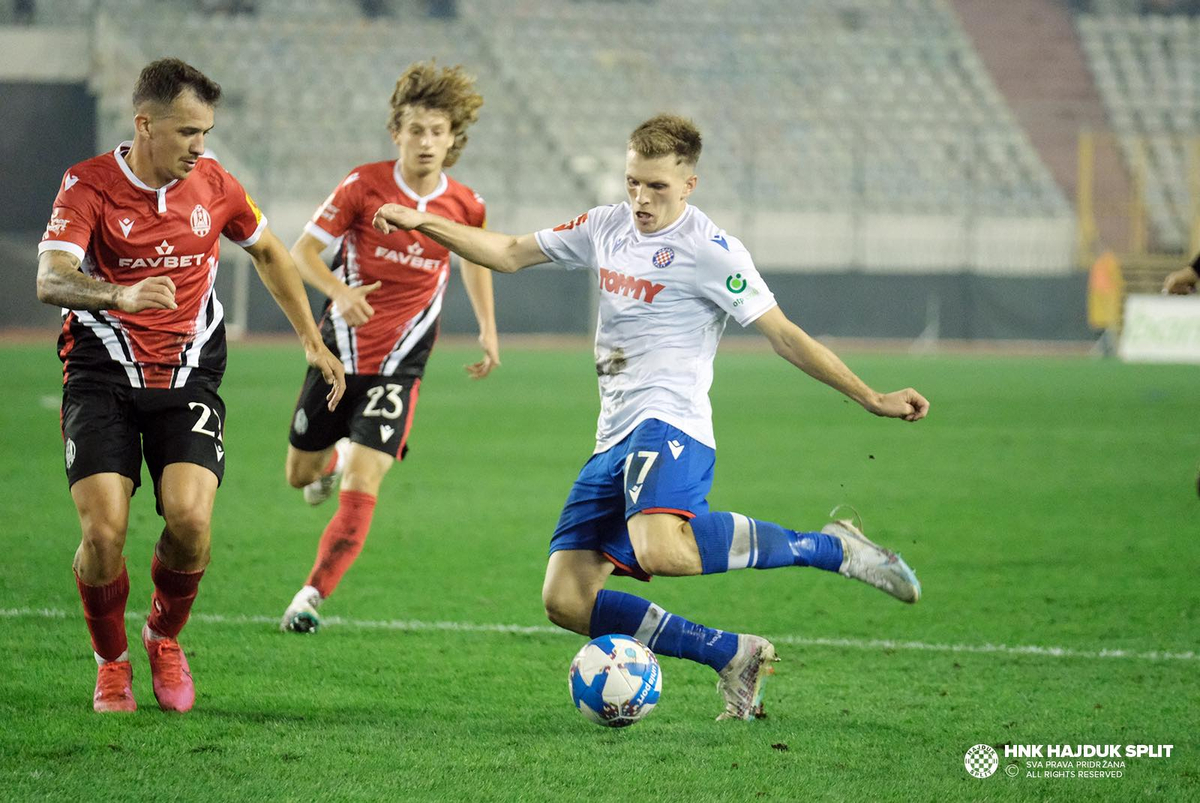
306, 490, 377, 599
146, 554, 204, 639
76, 565, 130, 661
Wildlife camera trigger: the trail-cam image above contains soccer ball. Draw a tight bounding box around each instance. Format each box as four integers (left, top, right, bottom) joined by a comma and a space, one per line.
568, 635, 662, 727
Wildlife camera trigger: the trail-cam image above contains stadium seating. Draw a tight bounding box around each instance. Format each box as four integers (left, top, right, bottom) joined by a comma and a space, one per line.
1077, 12, 1200, 250
461, 0, 1067, 217
81, 3, 584, 236
25, 0, 1075, 270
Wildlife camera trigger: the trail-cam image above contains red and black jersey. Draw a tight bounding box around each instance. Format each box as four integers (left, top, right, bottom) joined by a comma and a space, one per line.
304, 161, 486, 377
38, 142, 267, 388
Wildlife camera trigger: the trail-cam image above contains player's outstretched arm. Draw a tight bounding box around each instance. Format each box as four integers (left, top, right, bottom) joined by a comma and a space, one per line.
290, 232, 381, 327
460, 258, 500, 379
243, 227, 346, 410
754, 306, 929, 422
373, 204, 546, 273
1162, 257, 1199, 295
36, 250, 177, 313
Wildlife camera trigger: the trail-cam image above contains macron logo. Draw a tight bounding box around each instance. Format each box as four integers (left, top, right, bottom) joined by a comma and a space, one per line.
668, 440, 684, 460
215, 444, 224, 462
711, 234, 729, 251
119, 218, 134, 237
628, 484, 643, 504
380, 424, 395, 442
63, 173, 79, 192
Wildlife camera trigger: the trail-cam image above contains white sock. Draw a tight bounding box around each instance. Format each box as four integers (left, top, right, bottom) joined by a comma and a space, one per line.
95, 649, 129, 666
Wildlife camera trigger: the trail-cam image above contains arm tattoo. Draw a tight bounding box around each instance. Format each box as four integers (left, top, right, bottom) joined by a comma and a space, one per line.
37, 256, 122, 312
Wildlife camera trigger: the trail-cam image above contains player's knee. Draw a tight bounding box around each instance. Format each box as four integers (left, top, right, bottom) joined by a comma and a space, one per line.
341, 456, 390, 496
162, 503, 212, 545
541, 586, 571, 627
285, 467, 311, 489
79, 518, 127, 556
285, 459, 318, 489
542, 586, 590, 634
340, 471, 383, 496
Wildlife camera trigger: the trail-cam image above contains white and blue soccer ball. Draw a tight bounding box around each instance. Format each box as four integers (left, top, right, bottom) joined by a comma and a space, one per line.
569, 635, 662, 727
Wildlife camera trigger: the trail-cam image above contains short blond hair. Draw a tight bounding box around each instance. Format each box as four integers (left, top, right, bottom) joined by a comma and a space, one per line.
386, 61, 483, 169
628, 114, 702, 166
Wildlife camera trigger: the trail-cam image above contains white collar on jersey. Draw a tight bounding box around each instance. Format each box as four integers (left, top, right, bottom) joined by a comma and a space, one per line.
393, 162, 448, 211
630, 203, 694, 241
111, 141, 214, 215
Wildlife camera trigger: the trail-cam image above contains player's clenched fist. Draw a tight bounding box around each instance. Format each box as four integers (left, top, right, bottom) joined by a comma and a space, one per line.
869, 388, 930, 422
117, 275, 177, 312
373, 203, 425, 234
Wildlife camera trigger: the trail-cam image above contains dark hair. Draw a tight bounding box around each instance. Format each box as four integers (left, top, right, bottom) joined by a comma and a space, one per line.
132, 58, 222, 108
629, 114, 702, 166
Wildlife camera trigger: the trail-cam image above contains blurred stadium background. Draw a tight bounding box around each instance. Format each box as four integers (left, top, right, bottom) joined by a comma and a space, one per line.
2, 0, 1199, 345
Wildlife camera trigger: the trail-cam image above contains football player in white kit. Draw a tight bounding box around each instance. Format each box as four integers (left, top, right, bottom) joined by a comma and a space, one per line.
373, 115, 929, 720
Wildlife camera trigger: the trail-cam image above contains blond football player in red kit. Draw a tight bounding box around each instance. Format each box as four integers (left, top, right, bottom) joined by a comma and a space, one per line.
279, 61, 498, 632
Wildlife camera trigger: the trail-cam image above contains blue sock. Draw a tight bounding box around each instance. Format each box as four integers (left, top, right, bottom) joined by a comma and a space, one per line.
589, 589, 738, 672
690, 511, 843, 573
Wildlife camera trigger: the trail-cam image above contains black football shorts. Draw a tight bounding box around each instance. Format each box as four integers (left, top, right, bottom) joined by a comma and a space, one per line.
60, 380, 227, 494
288, 367, 420, 460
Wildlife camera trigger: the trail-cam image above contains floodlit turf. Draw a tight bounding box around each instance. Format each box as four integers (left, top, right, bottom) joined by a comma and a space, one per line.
0, 341, 1196, 801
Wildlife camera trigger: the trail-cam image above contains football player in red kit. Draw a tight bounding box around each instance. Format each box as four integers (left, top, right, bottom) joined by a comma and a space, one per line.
279, 61, 498, 632
36, 58, 345, 712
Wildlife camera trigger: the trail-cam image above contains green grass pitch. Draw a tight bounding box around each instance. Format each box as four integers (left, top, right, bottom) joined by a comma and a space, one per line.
0, 340, 1196, 801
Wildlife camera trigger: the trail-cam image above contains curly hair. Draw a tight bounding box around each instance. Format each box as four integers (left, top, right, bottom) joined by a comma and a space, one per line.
628, 114, 702, 167
387, 61, 483, 169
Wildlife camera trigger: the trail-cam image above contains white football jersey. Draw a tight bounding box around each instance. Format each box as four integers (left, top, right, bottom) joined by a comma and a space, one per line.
535, 202, 776, 452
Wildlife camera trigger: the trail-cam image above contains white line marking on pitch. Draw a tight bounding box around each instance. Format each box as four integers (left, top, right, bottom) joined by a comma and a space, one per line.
0, 607, 1194, 663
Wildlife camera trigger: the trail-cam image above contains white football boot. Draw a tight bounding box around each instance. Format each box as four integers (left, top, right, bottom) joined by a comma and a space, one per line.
280, 585, 323, 633
302, 438, 348, 506
715, 634, 779, 721
821, 511, 921, 604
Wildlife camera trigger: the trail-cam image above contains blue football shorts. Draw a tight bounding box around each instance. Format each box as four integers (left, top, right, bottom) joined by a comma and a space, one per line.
549, 418, 715, 581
